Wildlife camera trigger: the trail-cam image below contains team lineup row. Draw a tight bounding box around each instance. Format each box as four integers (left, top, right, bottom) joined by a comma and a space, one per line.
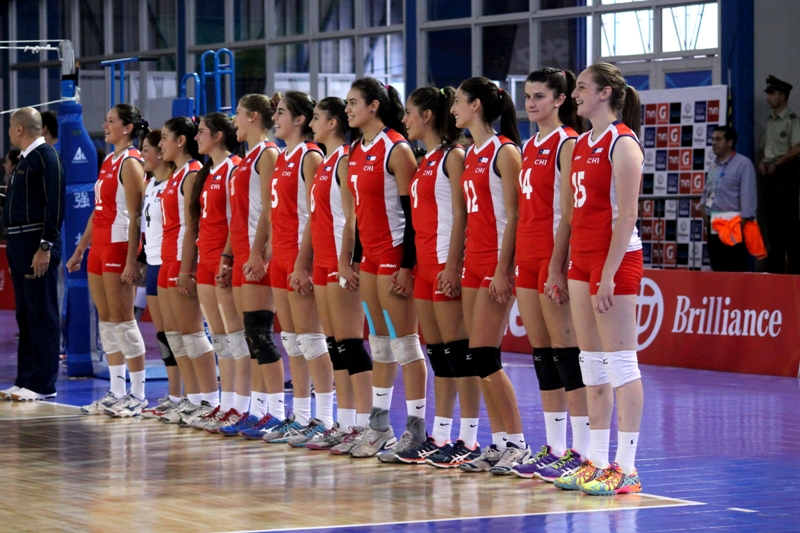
64, 62, 645, 497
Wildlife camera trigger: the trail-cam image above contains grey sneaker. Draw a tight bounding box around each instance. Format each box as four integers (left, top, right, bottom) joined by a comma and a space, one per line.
81, 391, 121, 415
490, 443, 532, 475
377, 416, 426, 463
330, 426, 366, 455
262, 414, 306, 443
106, 394, 148, 418
141, 397, 175, 419
188, 405, 225, 430
350, 409, 396, 458
205, 408, 245, 434
288, 418, 327, 448
160, 398, 195, 424
459, 443, 503, 473
180, 401, 216, 428
305, 422, 346, 450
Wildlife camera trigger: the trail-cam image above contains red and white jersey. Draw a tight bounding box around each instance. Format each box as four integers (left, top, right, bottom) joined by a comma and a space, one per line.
142, 176, 168, 266
160, 159, 202, 262
462, 135, 518, 265
517, 126, 578, 261
197, 155, 240, 264
347, 128, 409, 256
410, 145, 464, 265
93, 147, 142, 244
569, 121, 642, 254
310, 144, 348, 268
229, 140, 279, 259
271, 141, 322, 260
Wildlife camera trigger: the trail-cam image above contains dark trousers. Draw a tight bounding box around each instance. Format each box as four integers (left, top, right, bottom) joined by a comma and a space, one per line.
708, 233, 749, 272
7, 233, 61, 394
763, 161, 800, 274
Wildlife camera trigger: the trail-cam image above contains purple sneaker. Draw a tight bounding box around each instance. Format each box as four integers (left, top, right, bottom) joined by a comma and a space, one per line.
535, 448, 583, 482
511, 444, 560, 479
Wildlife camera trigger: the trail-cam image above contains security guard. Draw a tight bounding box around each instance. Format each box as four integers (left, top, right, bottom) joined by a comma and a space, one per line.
0, 108, 65, 401
758, 75, 800, 274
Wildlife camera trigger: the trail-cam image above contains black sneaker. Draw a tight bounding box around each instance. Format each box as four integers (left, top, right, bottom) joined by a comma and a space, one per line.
427, 439, 481, 469
396, 436, 445, 464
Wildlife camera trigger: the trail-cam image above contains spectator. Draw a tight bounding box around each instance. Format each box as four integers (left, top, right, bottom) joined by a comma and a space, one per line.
41, 110, 58, 146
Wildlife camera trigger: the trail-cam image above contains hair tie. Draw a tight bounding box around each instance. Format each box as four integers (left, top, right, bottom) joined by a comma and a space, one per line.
342, 98, 347, 106
141, 119, 149, 130
439, 88, 445, 96
498, 87, 504, 96
384, 84, 390, 91
561, 70, 566, 77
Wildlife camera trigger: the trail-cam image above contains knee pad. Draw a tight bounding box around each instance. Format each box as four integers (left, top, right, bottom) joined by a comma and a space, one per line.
327, 337, 347, 371
426, 343, 456, 378
553, 347, 585, 391
165, 331, 188, 358
228, 330, 250, 359
243, 310, 282, 365
391, 334, 425, 366
369, 334, 396, 364
115, 320, 146, 359
280, 332, 303, 357
533, 347, 563, 391
212, 333, 233, 359
99, 321, 121, 354
339, 338, 373, 375
444, 339, 472, 378
578, 350, 610, 386
156, 331, 178, 367
297, 333, 328, 361
183, 331, 214, 360
606, 350, 641, 388
469, 346, 503, 379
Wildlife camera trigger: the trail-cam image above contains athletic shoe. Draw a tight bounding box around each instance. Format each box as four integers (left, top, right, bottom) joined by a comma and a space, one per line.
262, 414, 305, 444
490, 443, 532, 475
395, 436, 445, 465
330, 426, 366, 455
0, 386, 20, 400
553, 460, 602, 490
581, 462, 642, 496
218, 413, 260, 437
187, 405, 222, 430
287, 418, 327, 448
81, 391, 121, 414
206, 409, 244, 434
535, 449, 583, 482
305, 423, 346, 450
377, 416, 426, 463
9, 387, 57, 401
427, 440, 481, 469
160, 398, 195, 424
511, 444, 560, 479
459, 444, 503, 473
179, 401, 215, 428
141, 397, 177, 419
351, 426, 396, 458
238, 414, 281, 439
106, 394, 148, 418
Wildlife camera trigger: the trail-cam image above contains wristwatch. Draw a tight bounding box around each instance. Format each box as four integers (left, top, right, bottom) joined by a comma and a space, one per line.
39, 241, 51, 252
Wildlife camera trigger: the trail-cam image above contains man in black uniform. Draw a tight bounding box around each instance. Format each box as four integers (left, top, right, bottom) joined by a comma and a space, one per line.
0, 108, 65, 401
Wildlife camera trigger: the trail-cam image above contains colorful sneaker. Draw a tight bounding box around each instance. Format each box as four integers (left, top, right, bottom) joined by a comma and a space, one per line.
305, 423, 346, 450
239, 414, 281, 440
330, 426, 366, 455
262, 414, 305, 444
459, 444, 502, 473
218, 413, 260, 437
160, 398, 196, 424
377, 416, 425, 463
206, 408, 244, 434
553, 460, 602, 490
81, 391, 121, 415
511, 444, 560, 479
288, 418, 327, 448
179, 401, 215, 428
427, 440, 481, 469
490, 443, 532, 475
535, 449, 583, 482
581, 462, 642, 495
141, 397, 177, 419
106, 394, 148, 418
395, 436, 445, 465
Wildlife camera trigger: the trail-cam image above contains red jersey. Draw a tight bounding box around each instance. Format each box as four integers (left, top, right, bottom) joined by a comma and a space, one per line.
271, 141, 322, 260
310, 144, 348, 268
197, 155, 240, 265
93, 147, 142, 244
517, 126, 578, 261
569, 121, 642, 254
347, 128, 409, 256
462, 135, 518, 265
410, 145, 464, 265
160, 159, 202, 262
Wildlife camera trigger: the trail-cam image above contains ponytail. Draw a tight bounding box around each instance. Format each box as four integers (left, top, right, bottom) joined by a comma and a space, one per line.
408, 86, 462, 148
351, 77, 407, 139
526, 67, 585, 134
586, 62, 641, 133
458, 77, 520, 146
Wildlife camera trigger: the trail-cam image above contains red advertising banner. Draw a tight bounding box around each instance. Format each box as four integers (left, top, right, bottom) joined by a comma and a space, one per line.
0, 245, 14, 311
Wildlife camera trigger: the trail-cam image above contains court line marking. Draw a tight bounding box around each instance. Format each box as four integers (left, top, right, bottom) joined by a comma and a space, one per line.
728, 507, 758, 513
1, 414, 84, 421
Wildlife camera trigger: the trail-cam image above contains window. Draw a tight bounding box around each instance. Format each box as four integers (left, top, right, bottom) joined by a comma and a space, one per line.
365, 0, 403, 27
147, 0, 176, 49
427, 0, 469, 21
273, 43, 310, 94
235, 0, 266, 41
363, 34, 404, 94
275, 0, 307, 37
319, 39, 355, 98
195, 2, 225, 45
236, 48, 268, 99
662, 3, 718, 52
79, 0, 104, 57
320, 0, 354, 31
537, 17, 588, 76
17, 69, 41, 107
427, 28, 472, 89
114, 2, 140, 54
665, 70, 712, 88
483, 0, 528, 16
601, 9, 653, 56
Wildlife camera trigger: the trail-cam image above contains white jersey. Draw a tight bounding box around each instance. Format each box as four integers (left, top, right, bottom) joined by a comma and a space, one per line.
142, 176, 168, 266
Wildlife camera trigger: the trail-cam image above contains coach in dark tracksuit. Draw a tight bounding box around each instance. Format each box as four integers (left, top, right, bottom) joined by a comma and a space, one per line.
0, 108, 65, 401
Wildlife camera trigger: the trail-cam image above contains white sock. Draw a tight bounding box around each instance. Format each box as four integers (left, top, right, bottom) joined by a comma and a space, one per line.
187, 393, 202, 406
315, 392, 334, 429
590, 428, 611, 469
337, 408, 356, 431
234, 394, 250, 414
491, 432, 508, 448
251, 392, 268, 416
267, 392, 286, 420
169, 394, 181, 403
507, 433, 526, 449
615, 431, 639, 473
570, 415, 590, 458
373, 386, 393, 410
458, 418, 479, 449
406, 398, 426, 418
544, 411, 568, 456
109, 364, 126, 398
294, 396, 311, 426
220, 391, 235, 412
356, 412, 370, 427
432, 416, 452, 446
201, 391, 219, 408
128, 370, 145, 400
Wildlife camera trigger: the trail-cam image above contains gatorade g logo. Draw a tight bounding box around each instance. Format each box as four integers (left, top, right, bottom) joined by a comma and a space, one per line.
637, 277, 663, 351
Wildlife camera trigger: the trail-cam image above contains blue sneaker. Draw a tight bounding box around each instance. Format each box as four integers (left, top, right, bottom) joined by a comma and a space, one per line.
218, 412, 259, 437
239, 414, 281, 440
263, 414, 305, 443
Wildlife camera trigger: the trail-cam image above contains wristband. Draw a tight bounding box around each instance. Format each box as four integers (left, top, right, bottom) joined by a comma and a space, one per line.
221, 253, 234, 259
179, 272, 195, 276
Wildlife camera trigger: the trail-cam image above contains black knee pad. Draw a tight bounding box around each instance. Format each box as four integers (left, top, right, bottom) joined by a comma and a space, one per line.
444, 339, 471, 377
553, 347, 585, 392
328, 336, 347, 371
471, 346, 503, 379
156, 331, 178, 367
426, 343, 456, 378
338, 338, 373, 375
533, 347, 564, 391
243, 310, 282, 365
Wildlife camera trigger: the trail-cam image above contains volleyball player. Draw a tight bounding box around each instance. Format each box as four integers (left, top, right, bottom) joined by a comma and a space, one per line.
552, 62, 644, 495
450, 78, 531, 475
342, 78, 428, 459
509, 68, 590, 481
67, 104, 149, 417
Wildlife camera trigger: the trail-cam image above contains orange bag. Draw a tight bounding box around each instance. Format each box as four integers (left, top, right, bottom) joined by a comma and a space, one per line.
710, 216, 768, 259
744, 220, 767, 259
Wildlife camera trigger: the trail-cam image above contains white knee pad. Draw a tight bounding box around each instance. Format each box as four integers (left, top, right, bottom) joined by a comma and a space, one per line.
165, 331, 188, 358
280, 332, 303, 357
297, 333, 329, 361
390, 334, 425, 366
99, 321, 121, 354
606, 350, 641, 388
183, 331, 214, 360
115, 320, 146, 359
578, 350, 610, 386
212, 333, 233, 359
369, 334, 396, 364
229, 330, 250, 359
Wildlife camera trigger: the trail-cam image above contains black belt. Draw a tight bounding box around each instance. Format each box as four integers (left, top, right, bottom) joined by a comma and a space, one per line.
6, 222, 44, 235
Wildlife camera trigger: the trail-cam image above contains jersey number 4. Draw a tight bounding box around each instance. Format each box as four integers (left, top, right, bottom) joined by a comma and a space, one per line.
519, 169, 533, 200
571, 171, 586, 208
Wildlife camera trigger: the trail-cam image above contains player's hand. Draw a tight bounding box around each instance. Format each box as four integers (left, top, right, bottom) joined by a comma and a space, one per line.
437, 264, 462, 299
544, 268, 569, 305
389, 268, 414, 298
489, 265, 514, 304
31, 249, 50, 278
595, 277, 615, 313
290, 267, 314, 296
243, 252, 267, 282
177, 273, 197, 297
338, 261, 360, 293
66, 249, 84, 273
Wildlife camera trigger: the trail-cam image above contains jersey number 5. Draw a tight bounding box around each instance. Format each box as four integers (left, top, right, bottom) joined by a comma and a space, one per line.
271, 178, 279, 208
571, 171, 586, 208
